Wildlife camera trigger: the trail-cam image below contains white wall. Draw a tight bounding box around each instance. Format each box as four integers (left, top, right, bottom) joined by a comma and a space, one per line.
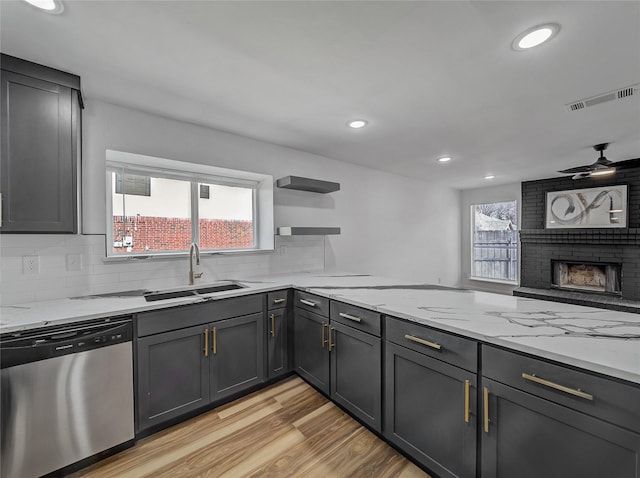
0, 99, 461, 304
459, 182, 521, 295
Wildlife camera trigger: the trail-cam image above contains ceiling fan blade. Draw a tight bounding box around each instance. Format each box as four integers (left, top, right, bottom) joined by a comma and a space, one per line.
558, 165, 592, 174
610, 157, 640, 170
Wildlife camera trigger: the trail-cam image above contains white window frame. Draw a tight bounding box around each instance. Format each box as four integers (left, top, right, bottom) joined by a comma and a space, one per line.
469, 200, 519, 285
105, 150, 274, 258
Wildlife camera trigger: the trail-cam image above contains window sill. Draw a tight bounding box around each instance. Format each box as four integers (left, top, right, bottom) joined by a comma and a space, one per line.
103, 248, 274, 262
469, 276, 519, 286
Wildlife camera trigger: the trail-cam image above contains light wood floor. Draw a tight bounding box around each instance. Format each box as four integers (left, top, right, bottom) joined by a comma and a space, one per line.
71, 376, 431, 478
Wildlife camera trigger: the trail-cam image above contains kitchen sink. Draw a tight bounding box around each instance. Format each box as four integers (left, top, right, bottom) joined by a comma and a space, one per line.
143, 282, 246, 302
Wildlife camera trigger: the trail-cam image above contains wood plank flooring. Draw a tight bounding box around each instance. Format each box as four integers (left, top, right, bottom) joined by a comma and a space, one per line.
71, 376, 431, 478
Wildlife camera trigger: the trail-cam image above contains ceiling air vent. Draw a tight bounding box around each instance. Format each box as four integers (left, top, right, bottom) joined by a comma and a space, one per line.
565, 84, 639, 112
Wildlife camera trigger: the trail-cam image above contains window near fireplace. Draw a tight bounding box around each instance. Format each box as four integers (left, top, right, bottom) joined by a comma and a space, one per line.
471, 200, 518, 283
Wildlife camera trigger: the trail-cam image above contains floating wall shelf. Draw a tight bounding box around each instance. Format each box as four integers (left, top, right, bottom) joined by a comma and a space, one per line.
276, 176, 340, 194
277, 227, 341, 236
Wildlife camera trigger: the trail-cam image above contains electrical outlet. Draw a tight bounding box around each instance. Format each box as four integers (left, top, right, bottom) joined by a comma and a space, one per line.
22, 255, 40, 274
66, 253, 82, 271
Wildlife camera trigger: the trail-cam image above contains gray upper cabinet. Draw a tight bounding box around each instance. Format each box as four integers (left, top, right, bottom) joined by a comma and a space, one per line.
0, 54, 82, 233
481, 345, 640, 478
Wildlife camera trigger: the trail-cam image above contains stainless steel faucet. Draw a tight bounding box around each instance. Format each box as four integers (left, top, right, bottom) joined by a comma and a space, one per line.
188, 242, 203, 285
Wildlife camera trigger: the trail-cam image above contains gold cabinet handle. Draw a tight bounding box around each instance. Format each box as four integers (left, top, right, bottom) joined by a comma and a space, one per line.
339, 312, 362, 323
464, 379, 470, 423
404, 334, 442, 351
300, 299, 317, 307
212, 327, 217, 355
483, 386, 490, 433
204, 328, 209, 357
328, 327, 335, 352
321, 322, 327, 348
273, 298, 286, 305
270, 314, 275, 337
522, 373, 594, 401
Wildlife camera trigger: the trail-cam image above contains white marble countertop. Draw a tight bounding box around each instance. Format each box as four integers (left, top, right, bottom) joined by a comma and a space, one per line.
2, 271, 639, 385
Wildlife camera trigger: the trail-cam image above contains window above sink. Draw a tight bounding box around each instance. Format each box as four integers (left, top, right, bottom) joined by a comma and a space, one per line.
105, 150, 274, 258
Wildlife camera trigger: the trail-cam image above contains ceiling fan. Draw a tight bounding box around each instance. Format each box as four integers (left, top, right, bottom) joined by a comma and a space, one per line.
557, 143, 640, 179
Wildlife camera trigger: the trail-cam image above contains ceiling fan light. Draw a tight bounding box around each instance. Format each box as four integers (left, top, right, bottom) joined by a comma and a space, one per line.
590, 168, 616, 177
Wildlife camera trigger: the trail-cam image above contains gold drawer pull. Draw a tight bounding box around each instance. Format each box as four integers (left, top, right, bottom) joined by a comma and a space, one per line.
212, 327, 217, 355
204, 328, 209, 357
339, 312, 362, 323
300, 299, 317, 307
273, 298, 286, 304
483, 387, 490, 433
404, 334, 442, 351
522, 373, 594, 401
464, 379, 470, 423
270, 314, 275, 337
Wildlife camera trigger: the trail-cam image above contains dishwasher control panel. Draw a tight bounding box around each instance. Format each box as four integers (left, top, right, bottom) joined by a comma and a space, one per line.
1, 317, 133, 369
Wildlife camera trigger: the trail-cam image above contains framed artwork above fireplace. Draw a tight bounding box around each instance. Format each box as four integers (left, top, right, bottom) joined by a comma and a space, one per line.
545, 185, 627, 229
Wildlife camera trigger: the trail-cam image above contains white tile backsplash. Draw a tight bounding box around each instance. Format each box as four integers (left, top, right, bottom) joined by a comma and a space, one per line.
0, 234, 325, 304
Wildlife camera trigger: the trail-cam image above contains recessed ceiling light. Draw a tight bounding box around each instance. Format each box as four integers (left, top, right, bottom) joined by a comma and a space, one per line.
22, 0, 64, 13
512, 23, 559, 51
484, 175, 496, 180
437, 156, 452, 163
347, 119, 368, 129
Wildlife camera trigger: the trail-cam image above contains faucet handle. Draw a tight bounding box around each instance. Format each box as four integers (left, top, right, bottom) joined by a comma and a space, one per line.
194, 272, 203, 279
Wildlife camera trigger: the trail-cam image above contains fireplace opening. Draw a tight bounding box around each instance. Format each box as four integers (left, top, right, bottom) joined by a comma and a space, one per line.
551, 261, 621, 296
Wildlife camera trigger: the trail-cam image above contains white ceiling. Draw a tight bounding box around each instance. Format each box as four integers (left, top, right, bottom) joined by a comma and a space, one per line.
2, 0, 639, 189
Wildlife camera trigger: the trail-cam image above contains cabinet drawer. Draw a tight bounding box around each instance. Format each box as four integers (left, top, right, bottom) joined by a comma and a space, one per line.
294, 290, 329, 317
267, 290, 288, 310
330, 301, 381, 337
483, 345, 640, 432
386, 317, 477, 372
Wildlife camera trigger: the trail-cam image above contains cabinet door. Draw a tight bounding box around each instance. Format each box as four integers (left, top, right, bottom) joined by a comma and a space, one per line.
385, 342, 477, 478
481, 378, 640, 478
267, 308, 288, 379
330, 321, 381, 432
210, 313, 265, 402
294, 308, 330, 394
0, 70, 78, 233
137, 325, 210, 432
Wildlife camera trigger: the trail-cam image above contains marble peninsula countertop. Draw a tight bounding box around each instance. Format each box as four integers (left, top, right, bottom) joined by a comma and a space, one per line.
2, 271, 639, 385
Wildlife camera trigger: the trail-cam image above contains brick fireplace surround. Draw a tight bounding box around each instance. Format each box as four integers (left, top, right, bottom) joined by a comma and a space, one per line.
514, 167, 640, 313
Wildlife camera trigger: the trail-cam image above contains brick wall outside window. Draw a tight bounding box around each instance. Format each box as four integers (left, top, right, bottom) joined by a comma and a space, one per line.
113, 216, 253, 253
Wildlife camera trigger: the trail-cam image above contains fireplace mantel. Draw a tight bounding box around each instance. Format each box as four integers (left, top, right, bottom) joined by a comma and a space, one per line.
519, 228, 640, 245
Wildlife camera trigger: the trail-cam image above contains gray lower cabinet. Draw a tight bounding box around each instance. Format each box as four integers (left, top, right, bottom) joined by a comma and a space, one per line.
330, 320, 381, 431
481, 345, 640, 478
210, 313, 264, 402
294, 292, 382, 432
267, 308, 288, 379
267, 290, 289, 379
481, 378, 640, 478
136, 295, 264, 432
0, 54, 81, 233
385, 323, 477, 478
294, 306, 330, 394
137, 324, 210, 431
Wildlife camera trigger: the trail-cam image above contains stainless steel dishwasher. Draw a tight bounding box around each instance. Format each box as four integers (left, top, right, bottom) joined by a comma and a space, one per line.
1, 317, 135, 478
